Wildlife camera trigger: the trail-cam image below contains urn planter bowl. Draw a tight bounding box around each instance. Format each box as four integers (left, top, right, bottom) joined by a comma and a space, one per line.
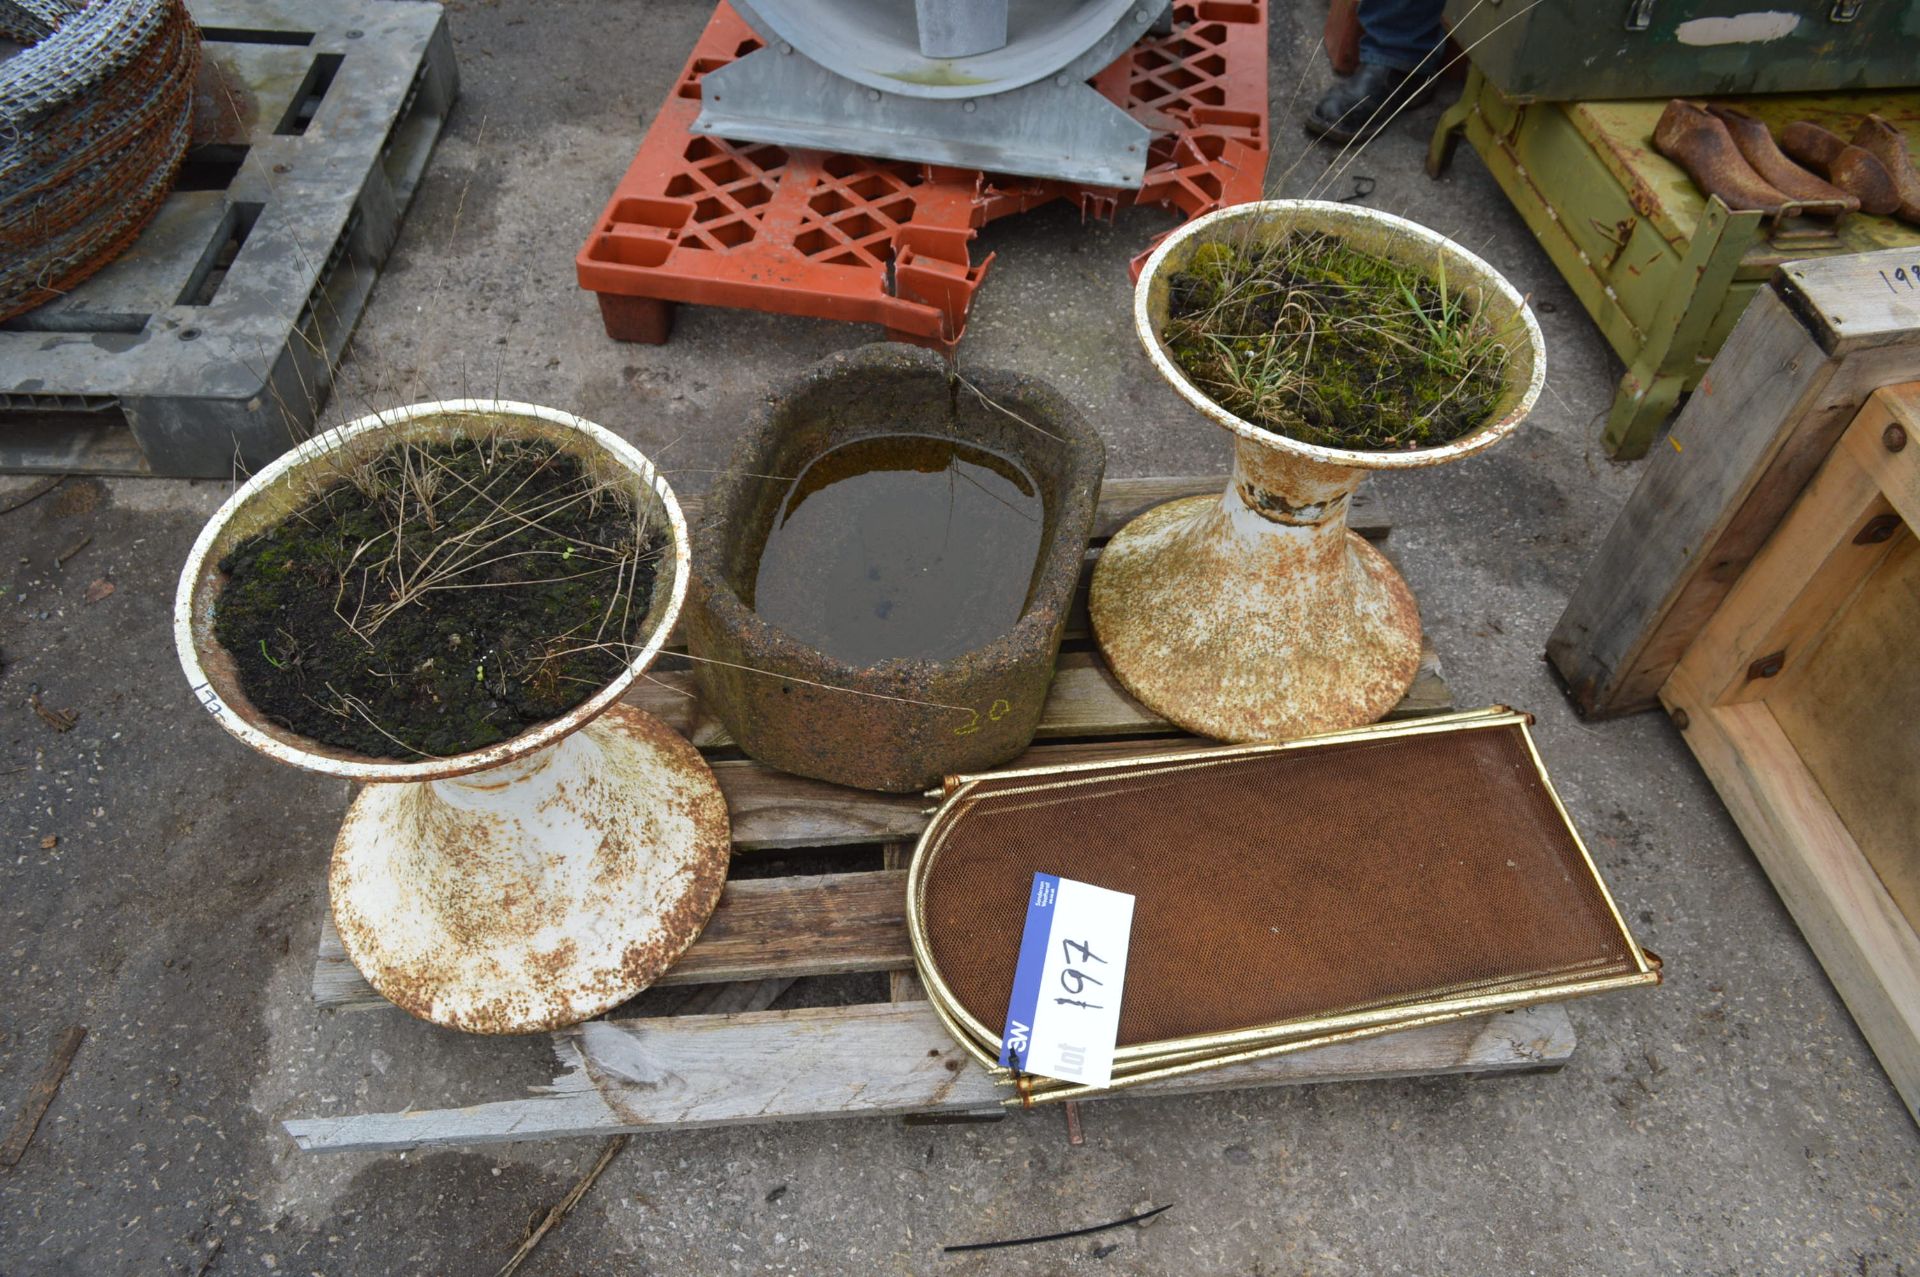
174, 400, 730, 1034
1092, 200, 1546, 743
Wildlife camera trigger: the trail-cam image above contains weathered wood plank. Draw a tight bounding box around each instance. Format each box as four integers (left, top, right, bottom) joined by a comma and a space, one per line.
283, 1001, 1574, 1152
1858, 385, 1920, 530
314, 870, 912, 1012
1550, 271, 1920, 719
1775, 254, 1920, 356
718, 759, 933, 848
1665, 405, 1897, 710
1660, 687, 1920, 1127
640, 642, 1443, 850
624, 650, 1185, 747
626, 649, 1178, 747
1549, 287, 1834, 716
628, 642, 1446, 751
881, 842, 926, 1005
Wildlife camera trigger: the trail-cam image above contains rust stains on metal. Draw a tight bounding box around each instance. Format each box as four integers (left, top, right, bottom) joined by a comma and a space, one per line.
1091, 481, 1423, 743
176, 401, 726, 1035
331, 705, 731, 1034
1095, 200, 1543, 743
191, 55, 256, 145
1233, 466, 1351, 526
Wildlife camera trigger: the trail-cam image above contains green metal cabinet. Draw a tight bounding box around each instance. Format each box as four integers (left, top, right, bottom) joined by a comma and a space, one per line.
1445, 0, 1920, 103
1428, 72, 1920, 456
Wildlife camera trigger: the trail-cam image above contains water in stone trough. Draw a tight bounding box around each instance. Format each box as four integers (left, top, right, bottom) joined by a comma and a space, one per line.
748, 432, 1045, 667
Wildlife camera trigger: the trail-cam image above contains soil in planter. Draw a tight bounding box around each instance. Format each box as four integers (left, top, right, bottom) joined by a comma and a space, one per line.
747, 433, 1044, 666
1164, 231, 1513, 451
213, 436, 662, 759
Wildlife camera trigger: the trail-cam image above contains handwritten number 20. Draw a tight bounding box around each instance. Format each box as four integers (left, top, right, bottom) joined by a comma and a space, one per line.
952, 698, 1012, 736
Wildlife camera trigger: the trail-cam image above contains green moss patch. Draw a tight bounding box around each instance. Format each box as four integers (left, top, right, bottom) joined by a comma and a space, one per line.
1164, 231, 1515, 451
213, 434, 662, 759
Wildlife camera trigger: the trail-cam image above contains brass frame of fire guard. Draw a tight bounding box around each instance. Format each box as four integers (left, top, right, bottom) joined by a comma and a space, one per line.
905, 708, 1662, 1108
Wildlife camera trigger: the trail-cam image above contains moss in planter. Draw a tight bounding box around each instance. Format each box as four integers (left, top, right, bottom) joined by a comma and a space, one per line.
1164, 231, 1514, 451
213, 435, 662, 759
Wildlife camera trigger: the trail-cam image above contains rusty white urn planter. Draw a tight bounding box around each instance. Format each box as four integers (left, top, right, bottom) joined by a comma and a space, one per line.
1092, 201, 1546, 743
174, 401, 730, 1034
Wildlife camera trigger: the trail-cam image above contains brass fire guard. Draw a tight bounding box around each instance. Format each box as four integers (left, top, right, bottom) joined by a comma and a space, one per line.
906, 708, 1660, 1105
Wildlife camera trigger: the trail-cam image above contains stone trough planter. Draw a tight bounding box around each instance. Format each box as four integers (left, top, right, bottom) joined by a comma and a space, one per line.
687, 345, 1105, 793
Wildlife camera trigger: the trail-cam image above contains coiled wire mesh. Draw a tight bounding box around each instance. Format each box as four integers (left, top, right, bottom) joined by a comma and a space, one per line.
1, 0, 201, 320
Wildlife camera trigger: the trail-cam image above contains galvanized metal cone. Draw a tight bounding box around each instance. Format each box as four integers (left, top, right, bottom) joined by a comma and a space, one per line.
175, 400, 731, 1033
1093, 201, 1545, 743
330, 703, 730, 1034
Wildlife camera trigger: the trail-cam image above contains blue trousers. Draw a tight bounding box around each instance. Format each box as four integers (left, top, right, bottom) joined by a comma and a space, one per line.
1359, 0, 1446, 72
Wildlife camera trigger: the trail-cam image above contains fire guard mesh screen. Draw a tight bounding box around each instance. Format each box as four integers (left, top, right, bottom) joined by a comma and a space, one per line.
910, 714, 1655, 1054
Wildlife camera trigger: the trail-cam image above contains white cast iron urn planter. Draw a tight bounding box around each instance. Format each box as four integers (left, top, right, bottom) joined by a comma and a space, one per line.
1092, 201, 1547, 742
175, 401, 730, 1034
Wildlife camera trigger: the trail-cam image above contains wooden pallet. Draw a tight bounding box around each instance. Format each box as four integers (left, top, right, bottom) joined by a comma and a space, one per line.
286, 476, 1576, 1154
0, 0, 455, 477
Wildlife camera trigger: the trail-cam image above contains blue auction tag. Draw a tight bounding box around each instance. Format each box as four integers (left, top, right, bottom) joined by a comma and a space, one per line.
999, 872, 1135, 1088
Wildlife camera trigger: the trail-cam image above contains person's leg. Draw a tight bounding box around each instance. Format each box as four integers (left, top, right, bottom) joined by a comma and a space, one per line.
1356, 0, 1446, 73
1305, 0, 1445, 143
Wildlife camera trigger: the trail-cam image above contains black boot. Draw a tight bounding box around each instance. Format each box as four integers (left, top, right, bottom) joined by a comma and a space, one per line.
1304, 64, 1435, 145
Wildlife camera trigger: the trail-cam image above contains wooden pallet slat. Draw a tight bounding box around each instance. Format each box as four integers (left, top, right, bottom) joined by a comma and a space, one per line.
313, 870, 912, 1012
285, 1001, 1575, 1153
628, 644, 1449, 750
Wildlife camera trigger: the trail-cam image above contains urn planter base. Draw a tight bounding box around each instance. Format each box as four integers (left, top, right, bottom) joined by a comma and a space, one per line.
330, 704, 730, 1035
1091, 492, 1421, 743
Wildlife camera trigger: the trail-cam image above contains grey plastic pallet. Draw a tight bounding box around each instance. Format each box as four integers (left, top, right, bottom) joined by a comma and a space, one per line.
0, 0, 456, 477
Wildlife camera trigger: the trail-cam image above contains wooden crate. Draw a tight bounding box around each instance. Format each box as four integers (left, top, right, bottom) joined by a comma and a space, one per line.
1550, 249, 1920, 718
1661, 385, 1920, 1127
1427, 73, 1920, 458
285, 477, 1578, 1154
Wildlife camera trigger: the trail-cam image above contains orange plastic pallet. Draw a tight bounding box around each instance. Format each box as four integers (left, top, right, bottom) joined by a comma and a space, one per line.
576, 0, 1268, 350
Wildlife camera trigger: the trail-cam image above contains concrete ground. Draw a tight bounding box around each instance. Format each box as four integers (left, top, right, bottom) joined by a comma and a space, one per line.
4, 1, 1918, 1273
